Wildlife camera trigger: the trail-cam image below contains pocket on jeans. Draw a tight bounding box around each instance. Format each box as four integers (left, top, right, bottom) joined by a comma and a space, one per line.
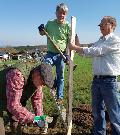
103, 78, 116, 83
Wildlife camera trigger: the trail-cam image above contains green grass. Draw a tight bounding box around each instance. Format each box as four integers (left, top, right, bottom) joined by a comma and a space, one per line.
64, 54, 92, 107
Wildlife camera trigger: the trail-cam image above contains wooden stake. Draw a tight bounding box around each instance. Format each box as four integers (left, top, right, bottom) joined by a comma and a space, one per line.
67, 16, 76, 135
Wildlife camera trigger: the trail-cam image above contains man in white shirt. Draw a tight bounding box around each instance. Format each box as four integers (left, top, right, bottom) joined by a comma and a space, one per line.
69, 16, 120, 135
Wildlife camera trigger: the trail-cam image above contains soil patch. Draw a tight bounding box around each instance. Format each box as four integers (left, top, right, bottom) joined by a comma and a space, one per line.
5, 104, 111, 135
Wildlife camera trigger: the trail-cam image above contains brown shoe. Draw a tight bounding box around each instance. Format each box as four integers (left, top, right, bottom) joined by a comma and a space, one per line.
56, 98, 63, 105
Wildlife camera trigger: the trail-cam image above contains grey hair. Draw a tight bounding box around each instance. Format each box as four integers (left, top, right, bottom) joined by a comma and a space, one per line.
56, 3, 68, 13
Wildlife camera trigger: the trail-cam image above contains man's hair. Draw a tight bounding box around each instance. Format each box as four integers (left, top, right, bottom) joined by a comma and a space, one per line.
56, 3, 68, 13
104, 16, 117, 30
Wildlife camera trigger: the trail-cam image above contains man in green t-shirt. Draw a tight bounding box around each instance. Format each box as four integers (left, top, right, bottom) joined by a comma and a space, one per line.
39, 3, 70, 104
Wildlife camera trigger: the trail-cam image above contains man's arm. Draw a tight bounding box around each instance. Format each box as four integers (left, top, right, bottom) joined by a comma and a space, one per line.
69, 42, 84, 54
31, 87, 43, 116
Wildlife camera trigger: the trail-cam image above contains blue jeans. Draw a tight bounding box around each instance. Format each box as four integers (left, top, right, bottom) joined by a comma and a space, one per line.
92, 76, 120, 135
44, 52, 65, 99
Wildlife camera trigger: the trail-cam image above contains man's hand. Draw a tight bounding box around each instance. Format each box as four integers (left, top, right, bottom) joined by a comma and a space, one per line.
69, 41, 84, 54
34, 115, 53, 127
64, 53, 70, 64
68, 41, 76, 51
38, 24, 45, 32
34, 117, 47, 134
34, 116, 53, 134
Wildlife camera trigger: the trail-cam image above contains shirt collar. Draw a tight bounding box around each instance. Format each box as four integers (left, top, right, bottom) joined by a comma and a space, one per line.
105, 33, 114, 40
100, 33, 114, 41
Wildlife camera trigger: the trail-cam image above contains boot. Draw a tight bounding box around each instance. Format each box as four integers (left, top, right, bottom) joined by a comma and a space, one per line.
9, 116, 22, 135
10, 121, 22, 135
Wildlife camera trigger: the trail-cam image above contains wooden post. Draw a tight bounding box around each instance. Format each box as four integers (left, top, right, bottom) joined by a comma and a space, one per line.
67, 16, 76, 135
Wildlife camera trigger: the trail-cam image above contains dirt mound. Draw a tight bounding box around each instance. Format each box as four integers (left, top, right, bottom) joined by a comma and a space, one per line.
72, 104, 93, 134
5, 104, 111, 135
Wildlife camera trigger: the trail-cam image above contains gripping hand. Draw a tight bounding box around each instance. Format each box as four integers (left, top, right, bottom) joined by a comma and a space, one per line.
34, 115, 53, 128
38, 24, 45, 32
64, 53, 70, 64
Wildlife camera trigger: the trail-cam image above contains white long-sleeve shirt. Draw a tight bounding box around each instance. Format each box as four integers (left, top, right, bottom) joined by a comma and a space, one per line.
83, 33, 120, 76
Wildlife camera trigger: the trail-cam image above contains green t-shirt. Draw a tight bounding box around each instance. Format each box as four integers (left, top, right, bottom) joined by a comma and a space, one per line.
45, 19, 70, 53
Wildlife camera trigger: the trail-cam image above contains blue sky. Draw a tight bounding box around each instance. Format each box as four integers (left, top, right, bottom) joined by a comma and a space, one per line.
0, 0, 120, 47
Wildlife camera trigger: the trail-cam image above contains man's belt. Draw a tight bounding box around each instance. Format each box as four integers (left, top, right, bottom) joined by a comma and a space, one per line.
94, 75, 117, 79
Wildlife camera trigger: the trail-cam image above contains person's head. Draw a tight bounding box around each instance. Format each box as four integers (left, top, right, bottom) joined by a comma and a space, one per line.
98, 16, 117, 36
56, 3, 68, 24
31, 63, 54, 89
